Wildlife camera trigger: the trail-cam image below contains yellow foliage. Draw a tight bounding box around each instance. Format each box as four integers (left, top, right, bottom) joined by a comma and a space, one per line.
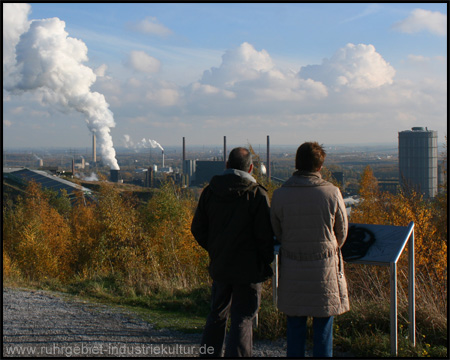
349, 166, 447, 305
3, 182, 73, 281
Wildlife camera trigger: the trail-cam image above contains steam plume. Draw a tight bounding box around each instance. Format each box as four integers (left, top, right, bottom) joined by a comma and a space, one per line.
4, 15, 120, 170
148, 139, 164, 151
123, 135, 164, 151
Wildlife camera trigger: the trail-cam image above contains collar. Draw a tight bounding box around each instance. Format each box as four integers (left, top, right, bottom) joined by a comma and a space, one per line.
223, 168, 257, 183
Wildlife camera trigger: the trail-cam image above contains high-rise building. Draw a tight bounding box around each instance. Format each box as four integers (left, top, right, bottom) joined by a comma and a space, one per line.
398, 127, 438, 198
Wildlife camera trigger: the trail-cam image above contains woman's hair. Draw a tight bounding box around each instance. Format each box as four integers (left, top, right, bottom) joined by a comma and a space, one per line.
295, 142, 326, 171
228, 147, 252, 171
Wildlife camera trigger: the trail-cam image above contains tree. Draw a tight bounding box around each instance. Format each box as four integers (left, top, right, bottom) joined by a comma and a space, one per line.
350, 165, 387, 224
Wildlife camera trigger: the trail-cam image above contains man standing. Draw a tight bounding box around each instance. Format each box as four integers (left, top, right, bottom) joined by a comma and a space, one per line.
270, 141, 349, 358
191, 147, 274, 357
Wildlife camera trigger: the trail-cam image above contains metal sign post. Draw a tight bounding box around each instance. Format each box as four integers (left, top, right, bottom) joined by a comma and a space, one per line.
272, 222, 415, 357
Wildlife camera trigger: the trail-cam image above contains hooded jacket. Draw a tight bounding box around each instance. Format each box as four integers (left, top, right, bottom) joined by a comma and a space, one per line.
191, 169, 274, 284
270, 171, 349, 317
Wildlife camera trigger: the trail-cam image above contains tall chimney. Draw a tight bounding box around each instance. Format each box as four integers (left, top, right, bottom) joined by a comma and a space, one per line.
182, 137, 186, 174
267, 135, 271, 180
72, 158, 75, 175
224, 136, 227, 169
162, 150, 165, 168
92, 133, 97, 164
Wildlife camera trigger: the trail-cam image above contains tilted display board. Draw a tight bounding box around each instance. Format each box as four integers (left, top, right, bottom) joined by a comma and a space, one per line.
272, 221, 415, 356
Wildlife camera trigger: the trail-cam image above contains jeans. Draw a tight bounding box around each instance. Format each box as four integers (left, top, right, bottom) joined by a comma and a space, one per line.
286, 315, 334, 357
200, 281, 262, 357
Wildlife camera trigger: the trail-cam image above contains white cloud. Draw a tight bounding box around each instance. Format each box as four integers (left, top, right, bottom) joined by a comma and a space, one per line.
3, 119, 13, 127
340, 4, 381, 23
125, 50, 161, 73
145, 87, 179, 107
95, 64, 108, 77
299, 43, 395, 90
129, 16, 172, 37
392, 9, 447, 36
194, 42, 327, 108
201, 42, 275, 88
3, 3, 31, 87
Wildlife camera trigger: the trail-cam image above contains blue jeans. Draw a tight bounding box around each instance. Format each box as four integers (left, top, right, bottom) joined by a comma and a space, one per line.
286, 316, 334, 357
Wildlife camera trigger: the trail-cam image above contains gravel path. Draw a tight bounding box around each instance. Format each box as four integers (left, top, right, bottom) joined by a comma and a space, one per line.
3, 287, 286, 357
3, 287, 354, 358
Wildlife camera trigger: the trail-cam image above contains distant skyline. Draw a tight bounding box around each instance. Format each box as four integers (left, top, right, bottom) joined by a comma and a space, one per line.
3, 3, 447, 157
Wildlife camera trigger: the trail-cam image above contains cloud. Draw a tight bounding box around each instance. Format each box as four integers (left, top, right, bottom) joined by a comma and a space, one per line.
340, 4, 381, 23
125, 50, 161, 73
3, 119, 13, 127
299, 43, 395, 90
192, 42, 327, 109
392, 9, 447, 36
129, 16, 172, 37
201, 42, 275, 88
145, 87, 179, 107
3, 3, 31, 87
95, 64, 108, 77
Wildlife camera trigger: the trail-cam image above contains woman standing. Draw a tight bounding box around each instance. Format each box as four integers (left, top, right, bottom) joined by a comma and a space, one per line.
270, 141, 349, 357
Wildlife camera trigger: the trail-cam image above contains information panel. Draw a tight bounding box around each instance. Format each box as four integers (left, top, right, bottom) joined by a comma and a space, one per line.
343, 223, 412, 265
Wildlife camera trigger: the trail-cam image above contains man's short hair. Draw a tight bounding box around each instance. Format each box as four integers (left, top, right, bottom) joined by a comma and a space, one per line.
228, 147, 252, 172
295, 142, 326, 172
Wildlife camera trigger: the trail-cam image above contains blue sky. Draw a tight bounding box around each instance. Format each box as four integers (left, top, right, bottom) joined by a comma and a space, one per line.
3, 3, 447, 162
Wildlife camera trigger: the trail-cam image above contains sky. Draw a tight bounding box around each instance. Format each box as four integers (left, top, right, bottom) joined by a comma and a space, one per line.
2, 3, 447, 163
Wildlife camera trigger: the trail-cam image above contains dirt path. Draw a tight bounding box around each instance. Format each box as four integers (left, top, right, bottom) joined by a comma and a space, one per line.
3, 287, 356, 358
3, 287, 286, 357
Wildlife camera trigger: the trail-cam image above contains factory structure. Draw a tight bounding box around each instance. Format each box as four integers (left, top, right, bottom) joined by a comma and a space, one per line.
94, 129, 445, 199
106, 135, 272, 188
398, 127, 439, 198
4, 128, 445, 202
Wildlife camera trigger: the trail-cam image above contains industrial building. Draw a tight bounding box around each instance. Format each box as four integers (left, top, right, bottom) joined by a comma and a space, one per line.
3, 167, 94, 202
398, 127, 438, 198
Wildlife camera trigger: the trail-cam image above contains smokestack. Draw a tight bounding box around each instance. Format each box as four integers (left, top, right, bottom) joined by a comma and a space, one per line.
224, 136, 227, 169
162, 150, 165, 168
92, 133, 97, 164
72, 158, 75, 175
267, 135, 271, 180
183, 137, 186, 164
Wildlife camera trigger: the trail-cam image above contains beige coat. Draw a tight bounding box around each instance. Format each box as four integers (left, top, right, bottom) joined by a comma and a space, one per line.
270, 171, 349, 317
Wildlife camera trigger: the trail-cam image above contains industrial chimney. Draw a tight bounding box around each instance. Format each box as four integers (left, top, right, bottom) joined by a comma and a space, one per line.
182, 137, 186, 175
224, 135, 227, 169
92, 133, 97, 164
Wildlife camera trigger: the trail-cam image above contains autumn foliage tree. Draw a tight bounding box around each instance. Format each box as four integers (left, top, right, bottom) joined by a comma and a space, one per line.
3, 182, 73, 281
3, 179, 209, 295
347, 164, 447, 330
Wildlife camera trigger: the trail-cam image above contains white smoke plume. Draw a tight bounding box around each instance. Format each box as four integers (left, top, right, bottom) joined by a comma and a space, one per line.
148, 139, 164, 151
3, 7, 120, 170
123, 134, 164, 151
75, 172, 99, 181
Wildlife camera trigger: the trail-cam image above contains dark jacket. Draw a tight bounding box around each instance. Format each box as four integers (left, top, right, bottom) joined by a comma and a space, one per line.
191, 169, 274, 284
